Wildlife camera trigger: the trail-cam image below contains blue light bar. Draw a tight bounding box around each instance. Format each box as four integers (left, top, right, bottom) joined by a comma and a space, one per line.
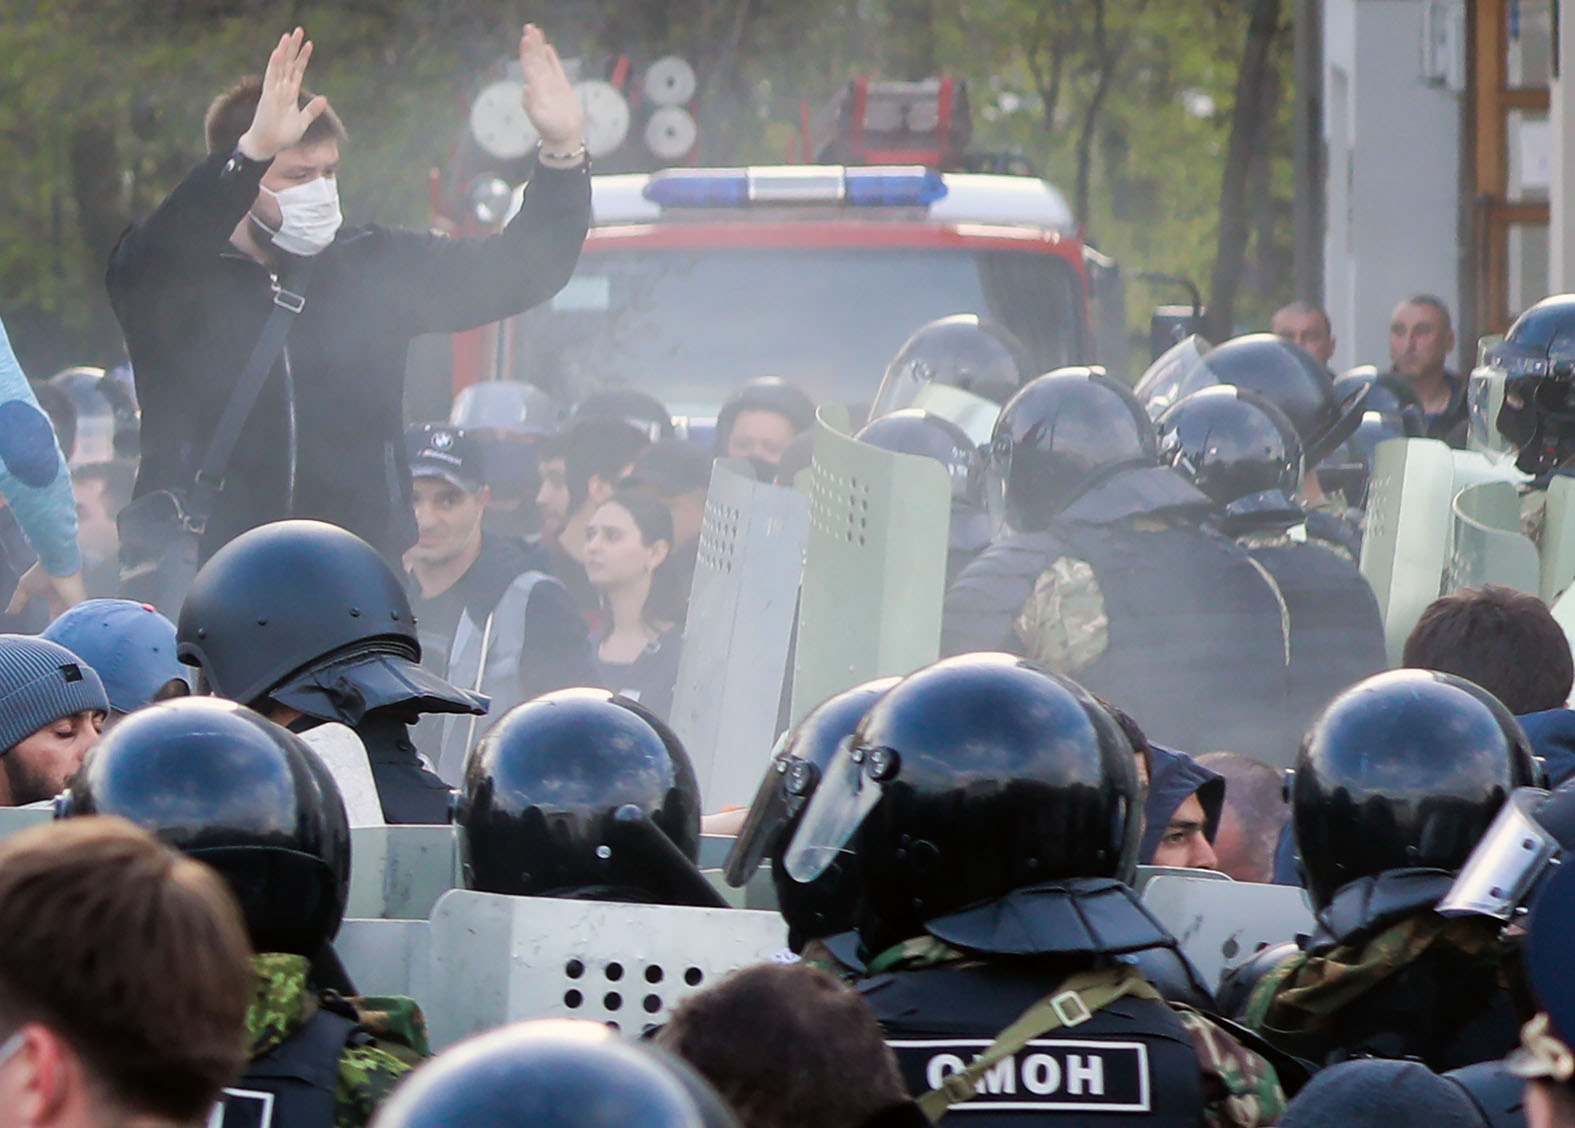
642, 166, 948, 209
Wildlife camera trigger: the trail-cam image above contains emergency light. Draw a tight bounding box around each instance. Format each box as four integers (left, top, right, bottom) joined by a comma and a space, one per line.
641, 166, 948, 209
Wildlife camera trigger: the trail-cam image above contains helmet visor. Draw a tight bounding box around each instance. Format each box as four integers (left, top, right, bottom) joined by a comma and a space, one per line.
1469, 363, 1518, 461
722, 730, 795, 887
1437, 787, 1555, 920
907, 384, 1002, 448
782, 741, 885, 884
1133, 335, 1213, 421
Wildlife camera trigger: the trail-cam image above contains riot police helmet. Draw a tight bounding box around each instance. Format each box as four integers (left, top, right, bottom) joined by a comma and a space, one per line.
855, 410, 991, 550
1157, 385, 1305, 529
785, 653, 1139, 951
450, 380, 561, 438
1136, 332, 1367, 466
1482, 293, 1575, 474
986, 367, 1169, 532
372, 1019, 738, 1128
1293, 669, 1540, 911
177, 519, 485, 724
56, 696, 350, 956
724, 677, 898, 950
870, 314, 1035, 424
454, 688, 709, 904
1320, 368, 1427, 503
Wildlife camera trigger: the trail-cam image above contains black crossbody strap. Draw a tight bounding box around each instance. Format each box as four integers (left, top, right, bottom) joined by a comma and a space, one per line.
186, 257, 316, 531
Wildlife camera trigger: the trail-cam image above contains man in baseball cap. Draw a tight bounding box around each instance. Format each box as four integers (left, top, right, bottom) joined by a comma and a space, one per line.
42, 599, 188, 726
0, 635, 108, 806
405, 423, 594, 782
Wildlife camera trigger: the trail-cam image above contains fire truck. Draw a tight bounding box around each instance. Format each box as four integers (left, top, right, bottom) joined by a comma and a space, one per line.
440, 72, 1129, 427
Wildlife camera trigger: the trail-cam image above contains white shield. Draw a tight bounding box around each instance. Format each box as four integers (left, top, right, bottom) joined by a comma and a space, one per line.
1140, 874, 1315, 992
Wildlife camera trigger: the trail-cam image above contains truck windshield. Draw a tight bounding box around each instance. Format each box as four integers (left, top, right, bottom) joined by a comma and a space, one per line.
511, 246, 1083, 415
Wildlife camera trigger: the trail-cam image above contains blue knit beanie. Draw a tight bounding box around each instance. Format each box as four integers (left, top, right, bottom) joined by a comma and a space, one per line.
0, 635, 109, 753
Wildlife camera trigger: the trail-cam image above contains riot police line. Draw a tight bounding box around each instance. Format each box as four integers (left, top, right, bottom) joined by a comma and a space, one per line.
17, 297, 1575, 1128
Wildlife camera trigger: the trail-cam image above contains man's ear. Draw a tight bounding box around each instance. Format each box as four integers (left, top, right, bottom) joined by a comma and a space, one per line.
9, 1024, 75, 1127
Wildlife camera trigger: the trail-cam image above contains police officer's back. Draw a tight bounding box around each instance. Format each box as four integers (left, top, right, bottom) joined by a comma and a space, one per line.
453, 687, 724, 906
1158, 386, 1387, 760
1231, 669, 1539, 1070
941, 369, 1292, 760
783, 654, 1286, 1126
178, 519, 484, 823
57, 697, 427, 1127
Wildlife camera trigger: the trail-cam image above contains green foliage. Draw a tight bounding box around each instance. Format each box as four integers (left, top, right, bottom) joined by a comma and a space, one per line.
0, 0, 1294, 374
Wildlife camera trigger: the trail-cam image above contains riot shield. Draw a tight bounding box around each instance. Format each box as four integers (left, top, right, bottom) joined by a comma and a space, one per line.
421, 890, 788, 1050
297, 723, 384, 828
1448, 481, 1540, 597
1541, 475, 1575, 605
907, 384, 1001, 447
1141, 875, 1314, 992
334, 918, 432, 1001
344, 825, 459, 920
669, 458, 809, 811
1359, 437, 1457, 664
790, 407, 952, 723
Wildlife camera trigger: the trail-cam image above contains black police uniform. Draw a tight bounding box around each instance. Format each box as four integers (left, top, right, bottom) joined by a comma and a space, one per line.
942, 467, 1292, 762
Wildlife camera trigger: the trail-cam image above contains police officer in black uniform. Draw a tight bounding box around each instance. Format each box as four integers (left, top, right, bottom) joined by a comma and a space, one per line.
178, 518, 480, 823
725, 676, 899, 967
372, 1019, 739, 1128
1157, 385, 1387, 763
56, 696, 426, 1127
855, 411, 993, 585
453, 686, 723, 906
784, 653, 1287, 1126
1228, 668, 1541, 1070
941, 368, 1293, 762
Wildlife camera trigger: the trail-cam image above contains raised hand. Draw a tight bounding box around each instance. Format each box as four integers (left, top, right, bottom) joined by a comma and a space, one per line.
519, 24, 584, 152
237, 28, 330, 162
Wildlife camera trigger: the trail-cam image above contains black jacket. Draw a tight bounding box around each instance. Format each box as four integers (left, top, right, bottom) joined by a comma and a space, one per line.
107, 150, 590, 562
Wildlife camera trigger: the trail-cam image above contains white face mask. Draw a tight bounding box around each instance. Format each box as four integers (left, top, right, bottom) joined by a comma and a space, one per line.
254, 175, 342, 256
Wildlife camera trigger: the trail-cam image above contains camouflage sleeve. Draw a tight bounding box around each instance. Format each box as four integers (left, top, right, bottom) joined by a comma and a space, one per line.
1013, 555, 1109, 673
351, 994, 431, 1059
334, 1041, 419, 1128
1172, 1008, 1287, 1128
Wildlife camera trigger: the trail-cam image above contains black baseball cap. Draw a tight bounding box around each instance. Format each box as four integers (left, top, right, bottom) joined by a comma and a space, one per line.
406, 423, 486, 494
623, 439, 713, 497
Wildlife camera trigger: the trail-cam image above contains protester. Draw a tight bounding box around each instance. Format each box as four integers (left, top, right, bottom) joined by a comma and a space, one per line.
535, 418, 651, 620
42, 599, 188, 725
403, 423, 595, 783
0, 817, 253, 1128
1404, 584, 1575, 784
656, 963, 931, 1128
70, 462, 136, 598
0, 635, 106, 807
59, 697, 428, 1126
1141, 744, 1223, 870
105, 24, 588, 598
585, 488, 682, 720
1387, 294, 1466, 446
622, 438, 713, 625
1271, 300, 1337, 367
713, 378, 816, 466
0, 316, 86, 621
1198, 751, 1290, 883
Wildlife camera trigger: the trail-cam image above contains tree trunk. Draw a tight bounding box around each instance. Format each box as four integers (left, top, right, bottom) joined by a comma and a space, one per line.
1205, 0, 1283, 341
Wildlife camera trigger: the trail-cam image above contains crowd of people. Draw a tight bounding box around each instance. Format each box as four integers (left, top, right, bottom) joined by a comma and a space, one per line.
10, 16, 1575, 1128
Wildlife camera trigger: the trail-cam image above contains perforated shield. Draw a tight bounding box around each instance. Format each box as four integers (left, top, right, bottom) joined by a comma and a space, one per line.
1360, 438, 1459, 664
1449, 481, 1540, 597
344, 826, 460, 920
669, 459, 810, 810
420, 890, 788, 1049
790, 408, 952, 722
1141, 875, 1315, 992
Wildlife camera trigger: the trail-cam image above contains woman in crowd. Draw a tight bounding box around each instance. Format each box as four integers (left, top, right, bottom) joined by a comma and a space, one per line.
584, 487, 683, 720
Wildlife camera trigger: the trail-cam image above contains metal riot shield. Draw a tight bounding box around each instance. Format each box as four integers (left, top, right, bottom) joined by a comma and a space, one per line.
1141, 875, 1315, 992
1448, 481, 1540, 597
343, 825, 460, 920
297, 723, 384, 828
0, 806, 54, 846
1541, 475, 1575, 606
421, 890, 788, 1050
334, 918, 431, 1000
669, 459, 809, 811
790, 407, 952, 723
1360, 437, 1458, 664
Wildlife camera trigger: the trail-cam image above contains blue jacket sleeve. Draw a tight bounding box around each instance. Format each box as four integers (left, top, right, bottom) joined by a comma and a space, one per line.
0, 317, 81, 577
